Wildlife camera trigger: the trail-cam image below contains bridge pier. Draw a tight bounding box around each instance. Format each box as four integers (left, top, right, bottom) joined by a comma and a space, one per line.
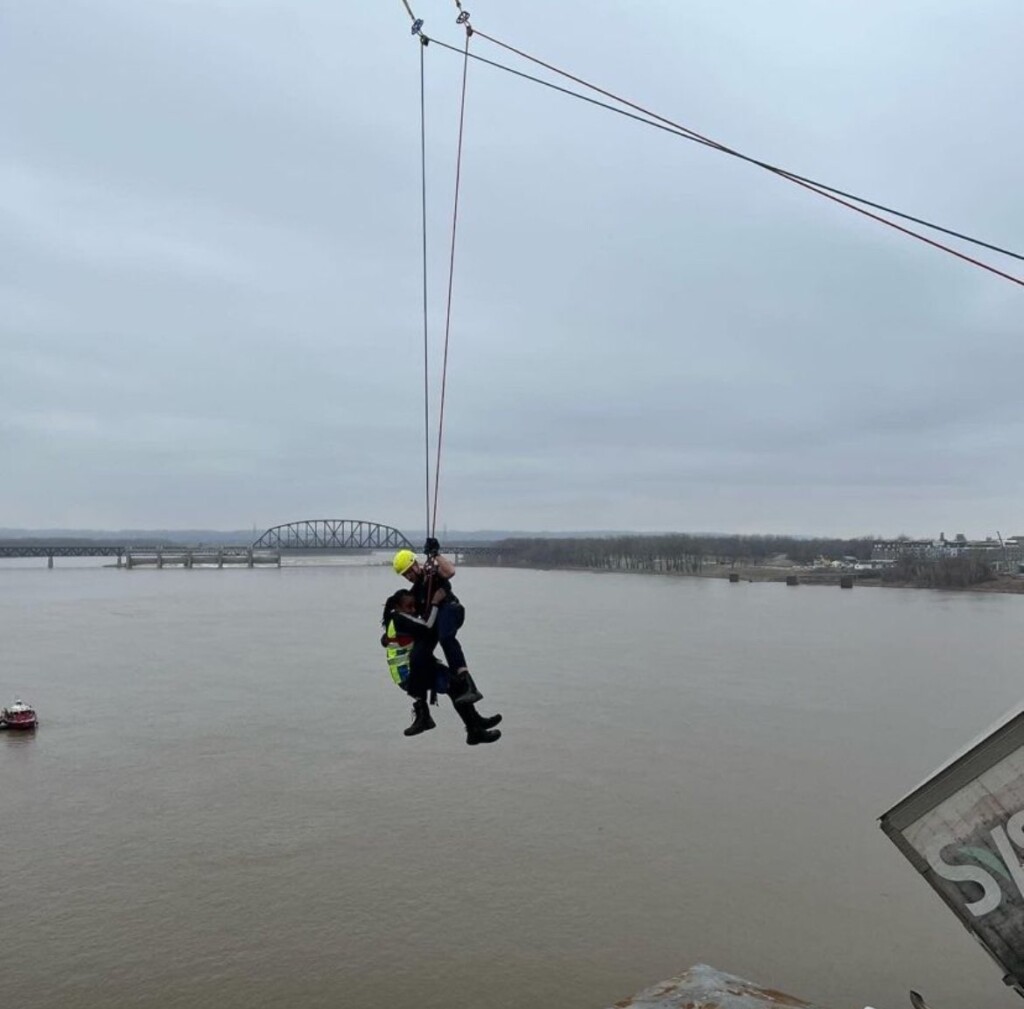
117, 547, 279, 569
0, 536, 299, 568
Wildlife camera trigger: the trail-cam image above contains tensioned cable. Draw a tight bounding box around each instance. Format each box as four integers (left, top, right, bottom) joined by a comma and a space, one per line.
419, 39, 431, 538
435, 37, 1022, 265
425, 31, 1022, 287
402, 1, 433, 536
474, 29, 1024, 285
430, 27, 473, 539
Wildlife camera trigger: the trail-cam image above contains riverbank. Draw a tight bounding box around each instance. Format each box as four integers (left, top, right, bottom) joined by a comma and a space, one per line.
704, 557, 1024, 590
466, 558, 1024, 594
696, 564, 1024, 594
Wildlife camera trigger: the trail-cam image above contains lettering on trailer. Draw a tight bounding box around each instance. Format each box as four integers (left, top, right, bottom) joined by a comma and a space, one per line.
881, 712, 1024, 994
926, 808, 1024, 918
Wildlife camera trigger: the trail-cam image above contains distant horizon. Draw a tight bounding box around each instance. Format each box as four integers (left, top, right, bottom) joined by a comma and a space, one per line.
0, 524, 1010, 543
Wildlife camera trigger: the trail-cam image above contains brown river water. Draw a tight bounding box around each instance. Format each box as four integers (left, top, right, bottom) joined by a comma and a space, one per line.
1, 560, 1022, 1008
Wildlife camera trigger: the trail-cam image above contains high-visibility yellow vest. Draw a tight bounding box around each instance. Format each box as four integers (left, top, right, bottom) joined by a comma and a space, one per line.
384, 619, 412, 686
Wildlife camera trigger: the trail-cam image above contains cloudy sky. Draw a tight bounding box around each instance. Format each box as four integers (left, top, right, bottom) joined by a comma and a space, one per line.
2, 0, 1021, 537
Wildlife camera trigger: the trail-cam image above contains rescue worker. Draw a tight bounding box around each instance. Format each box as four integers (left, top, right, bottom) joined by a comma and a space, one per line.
392, 538, 482, 706
381, 588, 501, 745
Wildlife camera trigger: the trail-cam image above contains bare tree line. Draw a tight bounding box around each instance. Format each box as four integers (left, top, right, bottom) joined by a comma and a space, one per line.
882, 554, 995, 588
473, 534, 875, 572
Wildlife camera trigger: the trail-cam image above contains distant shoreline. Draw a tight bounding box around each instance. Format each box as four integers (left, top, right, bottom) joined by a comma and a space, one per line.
470, 560, 1024, 595
695, 565, 1024, 594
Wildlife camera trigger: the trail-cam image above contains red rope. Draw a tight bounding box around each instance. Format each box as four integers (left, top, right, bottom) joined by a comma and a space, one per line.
473, 29, 1024, 289
431, 29, 473, 538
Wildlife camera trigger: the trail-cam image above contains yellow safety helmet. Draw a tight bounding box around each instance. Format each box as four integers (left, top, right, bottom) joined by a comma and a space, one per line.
393, 549, 417, 576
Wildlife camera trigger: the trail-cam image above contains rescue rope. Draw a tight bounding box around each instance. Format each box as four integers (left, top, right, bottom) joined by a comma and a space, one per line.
427, 27, 1023, 288
430, 22, 473, 538
401, 3, 475, 541
402, 3, 1020, 548
419, 38, 431, 537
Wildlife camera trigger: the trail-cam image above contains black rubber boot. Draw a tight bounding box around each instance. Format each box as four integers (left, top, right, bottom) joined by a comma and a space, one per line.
466, 671, 484, 702
452, 700, 502, 743
455, 702, 501, 731
450, 669, 483, 706
466, 725, 501, 746
403, 699, 436, 737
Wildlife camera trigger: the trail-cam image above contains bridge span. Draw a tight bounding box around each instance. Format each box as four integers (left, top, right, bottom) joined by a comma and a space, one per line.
0, 520, 417, 568
252, 519, 412, 551
0, 520, 513, 567
249, 519, 506, 557
0, 544, 126, 559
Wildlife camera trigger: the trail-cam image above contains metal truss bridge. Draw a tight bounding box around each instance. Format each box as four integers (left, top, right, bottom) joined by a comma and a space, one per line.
0, 520, 511, 566
0, 544, 126, 559
251, 519, 413, 551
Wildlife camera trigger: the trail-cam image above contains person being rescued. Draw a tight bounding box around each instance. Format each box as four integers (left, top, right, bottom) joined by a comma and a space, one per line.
381, 587, 501, 745
391, 538, 482, 707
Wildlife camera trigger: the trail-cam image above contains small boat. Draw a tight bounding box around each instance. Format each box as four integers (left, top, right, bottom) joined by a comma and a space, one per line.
0, 698, 38, 730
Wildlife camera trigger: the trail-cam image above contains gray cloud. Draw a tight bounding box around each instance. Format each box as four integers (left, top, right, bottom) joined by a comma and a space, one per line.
1, 0, 1021, 536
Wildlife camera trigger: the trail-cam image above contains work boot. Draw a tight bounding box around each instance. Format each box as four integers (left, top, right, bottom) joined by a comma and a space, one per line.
466, 726, 501, 746
452, 699, 500, 732
403, 699, 436, 737
449, 669, 482, 705
450, 668, 482, 705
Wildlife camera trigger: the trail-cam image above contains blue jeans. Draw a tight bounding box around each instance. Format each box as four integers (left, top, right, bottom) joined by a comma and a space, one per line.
437, 602, 467, 672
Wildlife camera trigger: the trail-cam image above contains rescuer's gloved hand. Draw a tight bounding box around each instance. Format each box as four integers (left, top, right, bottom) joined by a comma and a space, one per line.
423, 537, 441, 557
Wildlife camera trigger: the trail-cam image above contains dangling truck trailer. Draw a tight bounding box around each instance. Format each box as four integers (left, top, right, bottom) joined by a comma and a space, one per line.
882, 703, 1024, 997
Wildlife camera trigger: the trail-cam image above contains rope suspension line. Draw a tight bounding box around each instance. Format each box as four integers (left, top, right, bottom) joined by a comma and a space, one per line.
418, 38, 432, 536
424, 25, 1022, 287
402, 3, 476, 540
401, 3, 1020, 538
431, 22, 473, 538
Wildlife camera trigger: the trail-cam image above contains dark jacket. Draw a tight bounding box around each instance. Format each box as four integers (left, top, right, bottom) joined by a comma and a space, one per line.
410, 569, 461, 615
